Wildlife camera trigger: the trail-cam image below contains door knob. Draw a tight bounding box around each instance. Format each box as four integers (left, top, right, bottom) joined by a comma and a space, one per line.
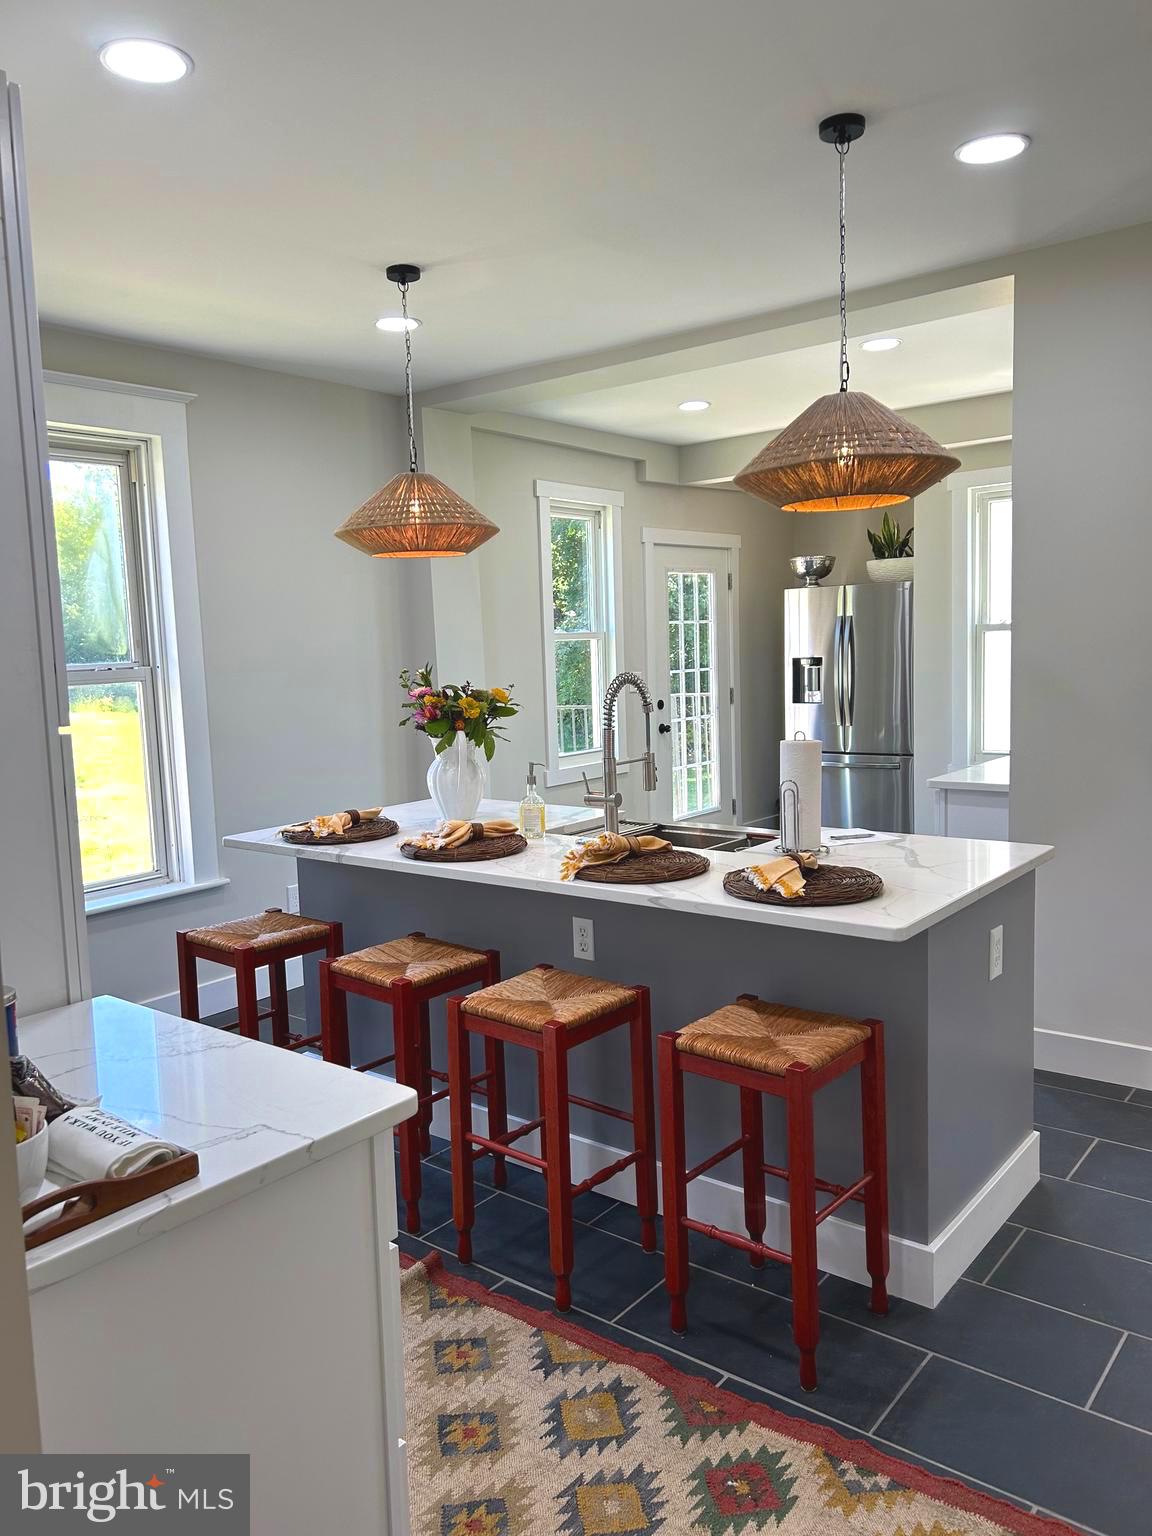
658, 723, 671, 734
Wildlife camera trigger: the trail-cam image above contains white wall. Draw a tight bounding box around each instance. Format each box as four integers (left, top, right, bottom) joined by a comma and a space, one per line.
1011, 222, 1152, 1085
38, 326, 414, 1008
463, 426, 791, 823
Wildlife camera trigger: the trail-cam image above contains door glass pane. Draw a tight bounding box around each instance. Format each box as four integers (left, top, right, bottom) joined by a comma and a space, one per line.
985, 496, 1012, 624
981, 630, 1012, 755
49, 458, 133, 664
69, 682, 158, 886
555, 637, 600, 756
551, 514, 593, 632
668, 570, 720, 819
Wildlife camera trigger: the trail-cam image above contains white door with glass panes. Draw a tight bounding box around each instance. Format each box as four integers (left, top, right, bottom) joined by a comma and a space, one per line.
644, 534, 737, 824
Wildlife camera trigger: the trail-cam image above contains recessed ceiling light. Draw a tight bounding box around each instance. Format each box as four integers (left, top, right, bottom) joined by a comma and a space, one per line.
678, 399, 711, 412
375, 315, 421, 333
954, 132, 1030, 165
99, 39, 192, 83
861, 337, 901, 353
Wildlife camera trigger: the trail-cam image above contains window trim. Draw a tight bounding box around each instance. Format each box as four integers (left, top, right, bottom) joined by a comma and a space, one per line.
949, 467, 1012, 768
44, 373, 223, 916
535, 480, 623, 787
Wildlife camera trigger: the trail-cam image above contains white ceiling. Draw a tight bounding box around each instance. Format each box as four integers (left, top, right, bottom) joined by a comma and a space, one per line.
4, 0, 1151, 393
520, 306, 1014, 443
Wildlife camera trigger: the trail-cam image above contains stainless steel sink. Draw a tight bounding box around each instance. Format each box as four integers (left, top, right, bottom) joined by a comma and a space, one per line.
618, 820, 780, 853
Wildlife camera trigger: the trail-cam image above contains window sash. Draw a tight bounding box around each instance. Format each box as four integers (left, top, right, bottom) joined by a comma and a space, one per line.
49, 433, 177, 892
968, 483, 1012, 763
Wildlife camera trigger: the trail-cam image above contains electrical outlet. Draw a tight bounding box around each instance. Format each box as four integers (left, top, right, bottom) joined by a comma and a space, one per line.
286, 883, 300, 915
989, 924, 1003, 981
572, 916, 595, 961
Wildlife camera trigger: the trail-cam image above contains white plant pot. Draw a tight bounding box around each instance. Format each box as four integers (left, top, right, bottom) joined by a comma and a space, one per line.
427, 732, 489, 822
867, 556, 914, 584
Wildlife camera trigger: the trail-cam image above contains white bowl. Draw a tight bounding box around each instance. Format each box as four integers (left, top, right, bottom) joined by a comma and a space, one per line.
867, 556, 914, 584
15, 1119, 49, 1203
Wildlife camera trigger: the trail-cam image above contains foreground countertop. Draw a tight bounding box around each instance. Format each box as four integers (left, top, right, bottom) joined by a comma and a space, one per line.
928, 757, 1011, 792
23, 996, 416, 1291
225, 798, 1052, 944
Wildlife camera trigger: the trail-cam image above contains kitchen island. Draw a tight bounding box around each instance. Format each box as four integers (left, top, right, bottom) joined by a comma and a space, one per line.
226, 799, 1053, 1306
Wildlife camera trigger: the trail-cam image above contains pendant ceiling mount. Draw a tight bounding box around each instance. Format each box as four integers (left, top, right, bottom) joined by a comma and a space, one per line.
335, 263, 499, 558
734, 112, 960, 513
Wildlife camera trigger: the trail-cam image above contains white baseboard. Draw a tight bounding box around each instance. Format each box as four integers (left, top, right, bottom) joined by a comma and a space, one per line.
1035, 1026, 1152, 1090
429, 1100, 1038, 1309
147, 956, 304, 1019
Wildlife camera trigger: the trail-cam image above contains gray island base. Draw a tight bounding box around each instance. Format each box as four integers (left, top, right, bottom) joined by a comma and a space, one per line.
226, 800, 1053, 1307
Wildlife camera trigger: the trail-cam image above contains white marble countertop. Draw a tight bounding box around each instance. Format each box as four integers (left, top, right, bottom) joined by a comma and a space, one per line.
928, 757, 1011, 793
225, 797, 1052, 945
22, 996, 416, 1292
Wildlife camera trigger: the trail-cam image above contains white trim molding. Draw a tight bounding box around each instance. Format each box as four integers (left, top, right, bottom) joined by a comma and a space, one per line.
44, 369, 198, 405
1035, 1028, 1152, 1091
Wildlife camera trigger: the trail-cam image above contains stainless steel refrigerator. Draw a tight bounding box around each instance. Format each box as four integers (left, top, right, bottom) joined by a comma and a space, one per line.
784, 581, 913, 832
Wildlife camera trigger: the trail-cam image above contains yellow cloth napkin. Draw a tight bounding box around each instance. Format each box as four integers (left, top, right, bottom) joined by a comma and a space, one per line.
560, 831, 671, 881
744, 852, 818, 899
280, 807, 383, 838
401, 819, 518, 851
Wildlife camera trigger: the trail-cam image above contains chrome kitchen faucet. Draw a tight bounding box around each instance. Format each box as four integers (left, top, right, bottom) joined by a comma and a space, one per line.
582, 671, 658, 834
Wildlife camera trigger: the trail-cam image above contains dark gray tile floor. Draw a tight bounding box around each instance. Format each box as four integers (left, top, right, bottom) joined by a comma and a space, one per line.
204, 998, 1152, 1535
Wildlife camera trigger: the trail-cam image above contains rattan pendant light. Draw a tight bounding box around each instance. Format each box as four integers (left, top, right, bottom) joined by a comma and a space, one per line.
734, 115, 960, 512
335, 264, 499, 557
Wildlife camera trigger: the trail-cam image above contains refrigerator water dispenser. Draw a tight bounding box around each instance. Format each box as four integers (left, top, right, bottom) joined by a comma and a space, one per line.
792, 655, 823, 704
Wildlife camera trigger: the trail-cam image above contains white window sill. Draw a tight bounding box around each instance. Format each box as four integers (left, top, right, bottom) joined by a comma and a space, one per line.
85, 876, 230, 917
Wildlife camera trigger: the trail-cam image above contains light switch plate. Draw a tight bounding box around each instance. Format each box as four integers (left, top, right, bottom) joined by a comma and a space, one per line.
573, 916, 595, 961
989, 924, 1003, 981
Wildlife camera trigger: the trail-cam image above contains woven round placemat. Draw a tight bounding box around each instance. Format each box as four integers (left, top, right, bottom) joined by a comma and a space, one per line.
575, 849, 711, 884
401, 833, 528, 863
280, 816, 399, 846
724, 864, 883, 907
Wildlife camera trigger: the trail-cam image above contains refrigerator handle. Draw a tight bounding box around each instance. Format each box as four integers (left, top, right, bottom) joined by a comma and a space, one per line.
846, 614, 856, 726
833, 616, 845, 733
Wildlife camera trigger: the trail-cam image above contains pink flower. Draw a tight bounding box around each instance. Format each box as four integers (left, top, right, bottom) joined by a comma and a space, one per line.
417, 704, 440, 722
409, 685, 434, 700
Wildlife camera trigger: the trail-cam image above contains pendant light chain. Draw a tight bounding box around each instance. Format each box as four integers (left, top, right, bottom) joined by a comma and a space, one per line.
399, 279, 419, 473
838, 137, 850, 392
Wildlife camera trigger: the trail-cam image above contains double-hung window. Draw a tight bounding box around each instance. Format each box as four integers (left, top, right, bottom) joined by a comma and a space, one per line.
956, 476, 1012, 761
536, 481, 622, 785
48, 432, 176, 895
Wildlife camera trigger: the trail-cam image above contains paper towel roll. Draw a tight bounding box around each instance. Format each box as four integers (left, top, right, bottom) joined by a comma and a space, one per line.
780, 736, 822, 851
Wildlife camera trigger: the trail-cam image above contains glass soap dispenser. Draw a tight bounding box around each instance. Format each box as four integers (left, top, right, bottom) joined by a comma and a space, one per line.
519, 762, 547, 840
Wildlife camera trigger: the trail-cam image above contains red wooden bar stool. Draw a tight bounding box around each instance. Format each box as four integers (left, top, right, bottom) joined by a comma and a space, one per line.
659, 995, 889, 1392
319, 933, 501, 1234
177, 908, 343, 1050
448, 963, 658, 1311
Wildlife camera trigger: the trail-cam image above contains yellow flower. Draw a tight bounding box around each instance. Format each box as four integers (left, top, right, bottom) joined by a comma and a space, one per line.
490, 687, 510, 704
460, 696, 483, 719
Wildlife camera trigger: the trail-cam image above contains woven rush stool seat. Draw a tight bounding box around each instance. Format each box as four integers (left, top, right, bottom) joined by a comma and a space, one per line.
177, 907, 342, 1057
320, 932, 501, 1235
186, 910, 332, 953
660, 991, 889, 1393
451, 964, 658, 1311
677, 999, 870, 1076
331, 935, 490, 989
462, 968, 636, 1030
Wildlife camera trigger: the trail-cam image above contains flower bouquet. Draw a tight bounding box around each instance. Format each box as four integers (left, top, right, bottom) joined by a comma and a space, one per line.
398, 665, 519, 762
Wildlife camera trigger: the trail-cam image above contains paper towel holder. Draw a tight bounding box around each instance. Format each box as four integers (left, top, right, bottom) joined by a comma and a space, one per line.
779, 769, 828, 857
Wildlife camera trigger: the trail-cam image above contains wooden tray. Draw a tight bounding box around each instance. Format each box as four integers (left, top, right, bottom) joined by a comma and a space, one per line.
402, 833, 528, 862
575, 849, 710, 883
280, 816, 398, 846
22, 1151, 201, 1251
724, 865, 883, 907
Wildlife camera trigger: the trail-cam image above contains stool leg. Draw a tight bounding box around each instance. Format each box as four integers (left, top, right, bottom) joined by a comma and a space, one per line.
176, 933, 199, 1022
630, 987, 658, 1252
484, 1037, 509, 1188
392, 980, 423, 1233
786, 1063, 820, 1391
269, 960, 291, 1048
418, 999, 434, 1156
448, 997, 476, 1263
740, 1087, 767, 1267
327, 921, 344, 959
319, 963, 350, 1066
659, 1033, 690, 1332
236, 950, 261, 1041
542, 1023, 574, 1311
861, 1019, 890, 1315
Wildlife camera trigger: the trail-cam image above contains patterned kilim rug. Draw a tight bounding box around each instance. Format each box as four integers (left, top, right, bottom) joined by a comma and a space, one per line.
402, 1255, 1076, 1536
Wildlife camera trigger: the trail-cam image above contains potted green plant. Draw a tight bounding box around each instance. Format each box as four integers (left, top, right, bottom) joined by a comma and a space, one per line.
865, 511, 914, 583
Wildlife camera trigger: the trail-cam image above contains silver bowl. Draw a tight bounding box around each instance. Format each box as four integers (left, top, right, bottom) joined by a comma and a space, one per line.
789, 554, 836, 586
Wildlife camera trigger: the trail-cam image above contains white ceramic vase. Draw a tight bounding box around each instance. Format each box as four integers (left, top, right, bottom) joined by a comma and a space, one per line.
866, 556, 914, 584
427, 731, 489, 822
